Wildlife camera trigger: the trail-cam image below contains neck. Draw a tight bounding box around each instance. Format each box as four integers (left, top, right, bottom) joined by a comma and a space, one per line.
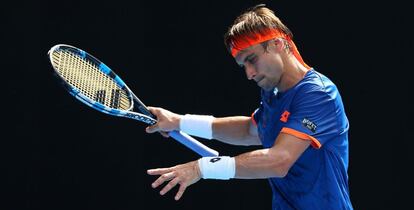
278, 55, 309, 92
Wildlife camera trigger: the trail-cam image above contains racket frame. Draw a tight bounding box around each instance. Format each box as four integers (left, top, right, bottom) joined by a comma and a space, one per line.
48, 44, 219, 157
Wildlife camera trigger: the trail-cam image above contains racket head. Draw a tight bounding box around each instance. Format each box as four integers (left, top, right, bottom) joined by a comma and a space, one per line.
48, 44, 155, 124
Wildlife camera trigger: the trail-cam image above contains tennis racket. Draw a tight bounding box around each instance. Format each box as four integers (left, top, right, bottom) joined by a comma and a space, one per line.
48, 44, 219, 157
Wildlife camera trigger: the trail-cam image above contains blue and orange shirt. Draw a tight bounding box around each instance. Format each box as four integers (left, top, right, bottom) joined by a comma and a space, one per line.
252, 69, 353, 210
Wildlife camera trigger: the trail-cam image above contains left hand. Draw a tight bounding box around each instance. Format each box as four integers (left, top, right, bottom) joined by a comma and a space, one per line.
145, 107, 182, 138
147, 160, 202, 200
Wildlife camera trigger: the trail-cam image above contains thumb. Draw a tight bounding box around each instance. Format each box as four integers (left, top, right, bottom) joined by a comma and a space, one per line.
146, 124, 160, 133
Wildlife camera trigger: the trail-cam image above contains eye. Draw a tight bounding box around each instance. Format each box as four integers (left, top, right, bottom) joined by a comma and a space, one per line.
248, 55, 258, 64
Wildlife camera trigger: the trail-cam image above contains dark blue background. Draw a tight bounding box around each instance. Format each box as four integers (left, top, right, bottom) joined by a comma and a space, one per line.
3, 0, 413, 209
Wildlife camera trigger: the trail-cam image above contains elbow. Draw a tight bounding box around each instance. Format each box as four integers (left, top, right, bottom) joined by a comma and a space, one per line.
271, 150, 293, 178
278, 166, 289, 178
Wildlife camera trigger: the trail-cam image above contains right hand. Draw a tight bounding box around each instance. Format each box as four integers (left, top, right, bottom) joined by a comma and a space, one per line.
145, 107, 182, 138
147, 160, 201, 201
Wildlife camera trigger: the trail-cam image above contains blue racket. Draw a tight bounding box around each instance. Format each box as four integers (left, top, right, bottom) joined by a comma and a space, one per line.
48, 44, 219, 157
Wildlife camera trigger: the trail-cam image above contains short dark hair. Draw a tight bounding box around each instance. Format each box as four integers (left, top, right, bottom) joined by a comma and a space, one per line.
224, 4, 293, 53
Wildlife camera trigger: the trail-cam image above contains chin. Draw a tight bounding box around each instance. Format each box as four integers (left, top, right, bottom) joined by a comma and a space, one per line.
261, 85, 274, 91
260, 82, 278, 91
258, 80, 276, 91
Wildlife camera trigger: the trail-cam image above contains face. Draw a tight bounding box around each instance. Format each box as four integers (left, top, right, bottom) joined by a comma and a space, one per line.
235, 40, 285, 91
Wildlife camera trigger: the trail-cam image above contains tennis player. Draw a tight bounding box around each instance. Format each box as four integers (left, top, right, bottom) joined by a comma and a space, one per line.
146, 4, 353, 209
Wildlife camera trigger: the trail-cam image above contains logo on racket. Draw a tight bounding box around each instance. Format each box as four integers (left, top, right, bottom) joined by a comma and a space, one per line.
94, 89, 122, 109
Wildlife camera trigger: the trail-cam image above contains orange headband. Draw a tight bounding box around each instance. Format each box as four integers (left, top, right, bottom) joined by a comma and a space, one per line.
230, 28, 310, 69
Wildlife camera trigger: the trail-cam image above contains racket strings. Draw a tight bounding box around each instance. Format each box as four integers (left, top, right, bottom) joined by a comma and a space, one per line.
51, 50, 131, 110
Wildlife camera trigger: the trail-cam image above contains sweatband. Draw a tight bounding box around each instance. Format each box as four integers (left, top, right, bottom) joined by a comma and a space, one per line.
229, 28, 310, 69
198, 156, 236, 180
180, 114, 214, 139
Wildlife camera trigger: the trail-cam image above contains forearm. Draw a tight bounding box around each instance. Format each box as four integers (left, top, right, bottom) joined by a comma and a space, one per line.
212, 116, 260, 146
234, 148, 290, 179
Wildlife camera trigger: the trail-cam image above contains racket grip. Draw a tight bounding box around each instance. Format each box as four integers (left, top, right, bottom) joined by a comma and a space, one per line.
168, 130, 219, 157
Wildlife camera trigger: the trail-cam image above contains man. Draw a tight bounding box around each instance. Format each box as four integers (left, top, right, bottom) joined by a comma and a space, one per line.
146, 4, 353, 210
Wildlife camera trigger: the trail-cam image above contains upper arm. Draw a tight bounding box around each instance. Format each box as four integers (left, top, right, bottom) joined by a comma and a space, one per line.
234, 131, 310, 178
269, 132, 311, 175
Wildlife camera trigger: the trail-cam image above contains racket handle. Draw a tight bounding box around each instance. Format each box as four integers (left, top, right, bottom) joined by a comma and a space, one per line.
168, 131, 219, 157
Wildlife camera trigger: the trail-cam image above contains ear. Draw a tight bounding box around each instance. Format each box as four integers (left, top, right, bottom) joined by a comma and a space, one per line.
272, 38, 285, 52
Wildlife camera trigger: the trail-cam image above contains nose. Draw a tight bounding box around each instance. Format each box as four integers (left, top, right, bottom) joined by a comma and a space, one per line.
245, 64, 257, 80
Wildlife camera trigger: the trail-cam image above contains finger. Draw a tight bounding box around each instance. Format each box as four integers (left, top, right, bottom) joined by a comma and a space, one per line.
160, 177, 180, 195
147, 167, 172, 175
147, 106, 160, 115
151, 172, 175, 188
146, 124, 160, 133
159, 131, 170, 138
147, 106, 156, 111
175, 183, 187, 201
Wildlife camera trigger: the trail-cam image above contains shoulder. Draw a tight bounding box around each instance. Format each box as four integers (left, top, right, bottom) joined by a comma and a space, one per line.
296, 70, 338, 97
290, 70, 340, 110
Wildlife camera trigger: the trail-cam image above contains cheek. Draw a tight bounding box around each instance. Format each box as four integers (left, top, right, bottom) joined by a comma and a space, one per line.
261, 54, 279, 68
259, 59, 276, 75
267, 57, 284, 74
255, 57, 271, 73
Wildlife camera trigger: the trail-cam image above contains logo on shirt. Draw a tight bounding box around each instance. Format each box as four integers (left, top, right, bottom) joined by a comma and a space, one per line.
302, 118, 317, 133
280, 110, 290, 123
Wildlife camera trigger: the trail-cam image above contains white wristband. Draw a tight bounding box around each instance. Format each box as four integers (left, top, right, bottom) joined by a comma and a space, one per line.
198, 156, 235, 180
180, 114, 214, 139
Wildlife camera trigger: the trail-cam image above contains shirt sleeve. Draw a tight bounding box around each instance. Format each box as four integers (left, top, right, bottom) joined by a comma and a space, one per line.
281, 84, 340, 149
